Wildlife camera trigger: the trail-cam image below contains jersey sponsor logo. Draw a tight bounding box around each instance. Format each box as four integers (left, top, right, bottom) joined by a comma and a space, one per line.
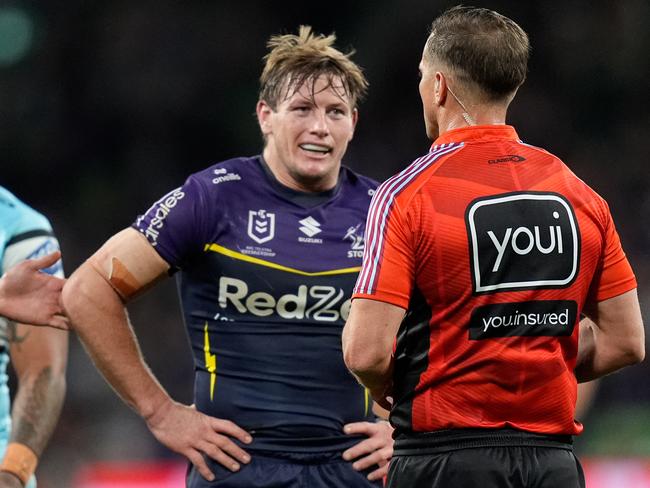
299, 216, 321, 237
468, 300, 577, 339
466, 192, 580, 293
218, 276, 351, 322
212, 168, 242, 184
344, 224, 365, 258
488, 155, 526, 164
140, 188, 185, 247
247, 209, 275, 244
298, 216, 323, 244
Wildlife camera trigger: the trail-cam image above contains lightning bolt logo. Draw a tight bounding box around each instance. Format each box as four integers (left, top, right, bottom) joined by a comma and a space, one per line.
203, 322, 217, 401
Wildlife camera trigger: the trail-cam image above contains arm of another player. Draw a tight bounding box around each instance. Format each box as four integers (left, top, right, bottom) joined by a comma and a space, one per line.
0, 252, 68, 329
575, 289, 645, 383
0, 321, 68, 488
342, 402, 393, 482
61, 228, 251, 482
343, 298, 405, 408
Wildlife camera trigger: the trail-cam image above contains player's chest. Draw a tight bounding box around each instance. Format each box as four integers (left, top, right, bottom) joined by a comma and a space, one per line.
211, 202, 368, 271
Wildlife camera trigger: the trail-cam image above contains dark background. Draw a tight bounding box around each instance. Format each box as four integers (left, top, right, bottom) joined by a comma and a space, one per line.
0, 1, 648, 485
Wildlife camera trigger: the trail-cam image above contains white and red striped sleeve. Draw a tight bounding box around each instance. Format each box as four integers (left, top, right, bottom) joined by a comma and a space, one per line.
353, 144, 460, 308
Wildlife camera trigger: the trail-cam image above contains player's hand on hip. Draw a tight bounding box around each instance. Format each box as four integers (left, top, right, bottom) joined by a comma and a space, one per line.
0, 471, 23, 488
342, 420, 394, 481
0, 251, 69, 330
145, 400, 252, 482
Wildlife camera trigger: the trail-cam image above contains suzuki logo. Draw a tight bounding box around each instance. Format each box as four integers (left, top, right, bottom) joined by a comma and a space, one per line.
247, 209, 276, 244
299, 216, 322, 237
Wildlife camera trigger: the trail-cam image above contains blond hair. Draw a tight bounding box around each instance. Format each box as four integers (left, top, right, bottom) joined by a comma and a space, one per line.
259, 25, 368, 109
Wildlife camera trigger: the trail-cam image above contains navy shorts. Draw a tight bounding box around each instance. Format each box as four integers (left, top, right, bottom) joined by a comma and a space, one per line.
186, 450, 384, 488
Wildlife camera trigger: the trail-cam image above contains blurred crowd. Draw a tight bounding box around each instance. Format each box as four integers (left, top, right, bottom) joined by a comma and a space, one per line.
0, 1, 648, 485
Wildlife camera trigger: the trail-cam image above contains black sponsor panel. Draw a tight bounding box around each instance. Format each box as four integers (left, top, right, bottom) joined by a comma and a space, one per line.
466, 192, 580, 293
391, 287, 432, 434
469, 300, 578, 340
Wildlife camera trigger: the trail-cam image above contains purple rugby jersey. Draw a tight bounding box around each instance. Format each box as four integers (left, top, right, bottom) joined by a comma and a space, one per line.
133, 156, 378, 452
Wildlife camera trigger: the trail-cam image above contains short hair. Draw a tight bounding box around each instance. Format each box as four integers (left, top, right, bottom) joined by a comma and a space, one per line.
425, 6, 530, 100
259, 25, 368, 110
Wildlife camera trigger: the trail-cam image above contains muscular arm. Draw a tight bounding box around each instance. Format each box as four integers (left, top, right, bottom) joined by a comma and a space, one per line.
7, 323, 67, 455
62, 228, 171, 418
61, 228, 251, 481
342, 298, 405, 408
575, 289, 645, 383
0, 329, 67, 488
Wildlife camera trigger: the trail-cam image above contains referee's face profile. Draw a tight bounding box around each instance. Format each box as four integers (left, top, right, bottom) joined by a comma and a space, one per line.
257, 74, 358, 192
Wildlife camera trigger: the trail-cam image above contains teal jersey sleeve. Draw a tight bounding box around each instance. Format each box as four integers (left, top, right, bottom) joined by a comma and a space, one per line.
0, 186, 63, 277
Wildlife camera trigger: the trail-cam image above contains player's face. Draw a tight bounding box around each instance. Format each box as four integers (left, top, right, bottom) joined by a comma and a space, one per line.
419, 49, 440, 140
257, 75, 358, 192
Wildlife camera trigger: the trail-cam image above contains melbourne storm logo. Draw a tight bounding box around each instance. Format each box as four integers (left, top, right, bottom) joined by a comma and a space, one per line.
344, 224, 365, 258
466, 192, 580, 293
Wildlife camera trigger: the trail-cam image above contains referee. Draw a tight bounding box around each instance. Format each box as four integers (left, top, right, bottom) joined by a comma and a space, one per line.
343, 6, 644, 488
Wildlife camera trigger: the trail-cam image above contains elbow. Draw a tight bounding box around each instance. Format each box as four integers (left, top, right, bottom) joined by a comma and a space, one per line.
614, 337, 645, 368
624, 325, 646, 365
343, 343, 385, 378
342, 347, 361, 375
627, 341, 645, 365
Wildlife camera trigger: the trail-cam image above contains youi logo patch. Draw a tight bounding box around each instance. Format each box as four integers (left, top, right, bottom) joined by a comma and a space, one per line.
466, 192, 580, 293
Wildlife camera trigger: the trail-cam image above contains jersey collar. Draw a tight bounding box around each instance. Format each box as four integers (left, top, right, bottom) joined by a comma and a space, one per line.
431, 125, 519, 149
256, 155, 343, 208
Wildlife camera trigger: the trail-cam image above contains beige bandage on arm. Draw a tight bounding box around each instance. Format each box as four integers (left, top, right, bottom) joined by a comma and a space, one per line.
1, 442, 38, 486
87, 256, 143, 301
109, 256, 142, 300
86, 228, 171, 301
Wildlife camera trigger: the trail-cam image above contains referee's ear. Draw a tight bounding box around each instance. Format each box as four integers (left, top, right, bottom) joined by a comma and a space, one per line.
434, 71, 449, 106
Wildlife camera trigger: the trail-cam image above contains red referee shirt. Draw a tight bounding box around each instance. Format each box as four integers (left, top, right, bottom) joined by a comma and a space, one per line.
353, 125, 636, 436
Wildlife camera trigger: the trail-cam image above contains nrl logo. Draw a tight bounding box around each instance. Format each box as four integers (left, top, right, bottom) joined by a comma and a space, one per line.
344, 224, 365, 258
247, 209, 275, 244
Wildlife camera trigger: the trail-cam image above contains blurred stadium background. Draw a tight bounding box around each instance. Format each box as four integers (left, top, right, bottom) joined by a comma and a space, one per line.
0, 0, 648, 486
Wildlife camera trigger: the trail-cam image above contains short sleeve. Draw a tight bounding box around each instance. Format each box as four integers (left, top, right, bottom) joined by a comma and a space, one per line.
588, 204, 636, 302
353, 184, 415, 309
132, 175, 207, 269
2, 202, 63, 278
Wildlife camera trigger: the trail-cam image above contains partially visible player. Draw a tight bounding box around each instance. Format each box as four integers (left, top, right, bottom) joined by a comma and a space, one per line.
62, 26, 392, 487
0, 187, 68, 488
0, 252, 67, 329
343, 6, 644, 488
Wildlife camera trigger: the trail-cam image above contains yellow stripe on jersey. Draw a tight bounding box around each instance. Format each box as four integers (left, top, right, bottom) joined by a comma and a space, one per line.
204, 243, 361, 276
365, 388, 370, 416
203, 322, 217, 401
